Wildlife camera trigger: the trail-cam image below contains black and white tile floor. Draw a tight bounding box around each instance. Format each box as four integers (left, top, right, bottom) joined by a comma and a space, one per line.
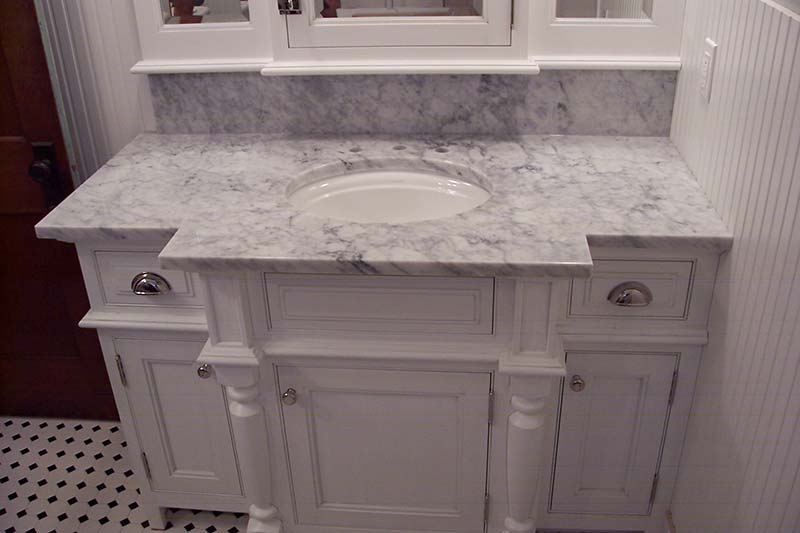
0, 417, 248, 533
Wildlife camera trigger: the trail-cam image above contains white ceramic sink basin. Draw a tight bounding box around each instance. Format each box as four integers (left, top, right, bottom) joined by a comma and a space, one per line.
288, 165, 491, 224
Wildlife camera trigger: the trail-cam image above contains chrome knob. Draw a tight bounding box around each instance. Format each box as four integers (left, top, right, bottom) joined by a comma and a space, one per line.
131, 272, 171, 295
608, 282, 653, 307
570, 375, 586, 393
281, 388, 297, 406
197, 364, 212, 379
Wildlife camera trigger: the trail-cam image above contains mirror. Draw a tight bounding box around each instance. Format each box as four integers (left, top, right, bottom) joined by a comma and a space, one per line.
556, 0, 653, 19
161, 0, 250, 24
315, 1, 483, 18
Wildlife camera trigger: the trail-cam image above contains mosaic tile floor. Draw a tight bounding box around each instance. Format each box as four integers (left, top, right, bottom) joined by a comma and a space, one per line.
0, 416, 610, 533
0, 417, 248, 533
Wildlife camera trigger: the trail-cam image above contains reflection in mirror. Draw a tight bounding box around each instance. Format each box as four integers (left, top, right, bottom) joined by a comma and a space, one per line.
161, 0, 250, 24
556, 0, 653, 19
316, 1, 483, 18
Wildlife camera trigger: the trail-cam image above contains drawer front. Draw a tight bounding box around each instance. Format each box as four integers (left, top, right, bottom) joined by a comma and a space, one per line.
265, 274, 495, 334
94, 250, 203, 308
569, 260, 694, 319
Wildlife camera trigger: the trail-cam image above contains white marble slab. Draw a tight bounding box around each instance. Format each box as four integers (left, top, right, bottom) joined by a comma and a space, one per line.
35, 134, 732, 278
150, 71, 677, 137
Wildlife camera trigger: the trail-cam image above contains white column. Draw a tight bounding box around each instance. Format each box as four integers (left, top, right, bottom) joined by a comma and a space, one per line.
503, 378, 552, 533
225, 373, 281, 533
200, 273, 282, 533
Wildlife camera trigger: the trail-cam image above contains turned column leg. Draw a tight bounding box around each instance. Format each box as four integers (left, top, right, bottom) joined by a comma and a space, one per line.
504, 385, 550, 533
199, 273, 283, 533
224, 376, 282, 533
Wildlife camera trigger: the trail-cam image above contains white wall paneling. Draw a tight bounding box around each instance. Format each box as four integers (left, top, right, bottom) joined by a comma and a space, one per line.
670, 1, 800, 531
36, 0, 155, 182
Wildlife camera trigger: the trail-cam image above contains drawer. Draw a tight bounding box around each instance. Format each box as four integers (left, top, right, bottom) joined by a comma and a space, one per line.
265, 274, 495, 335
569, 259, 694, 319
94, 250, 203, 309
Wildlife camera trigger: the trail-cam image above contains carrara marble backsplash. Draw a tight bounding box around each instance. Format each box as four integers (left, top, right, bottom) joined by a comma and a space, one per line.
149, 70, 676, 136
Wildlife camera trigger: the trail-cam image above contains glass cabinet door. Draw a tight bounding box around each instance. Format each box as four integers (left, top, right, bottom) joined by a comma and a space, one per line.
284, 0, 513, 48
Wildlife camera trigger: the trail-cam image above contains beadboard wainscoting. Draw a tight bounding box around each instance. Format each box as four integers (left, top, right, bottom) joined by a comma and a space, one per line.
148, 70, 677, 136
670, 0, 800, 531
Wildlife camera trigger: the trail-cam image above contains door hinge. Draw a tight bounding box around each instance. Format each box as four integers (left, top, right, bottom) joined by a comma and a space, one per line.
649, 472, 660, 506
141, 452, 152, 480
483, 493, 490, 523
488, 389, 495, 425
668, 370, 679, 405
115, 354, 127, 387
278, 0, 302, 15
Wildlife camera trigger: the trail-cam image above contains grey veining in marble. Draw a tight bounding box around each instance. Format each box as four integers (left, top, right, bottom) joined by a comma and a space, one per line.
149, 71, 676, 137
35, 134, 732, 278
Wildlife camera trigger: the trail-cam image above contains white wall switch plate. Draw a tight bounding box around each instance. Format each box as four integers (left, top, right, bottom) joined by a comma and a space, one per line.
700, 38, 719, 103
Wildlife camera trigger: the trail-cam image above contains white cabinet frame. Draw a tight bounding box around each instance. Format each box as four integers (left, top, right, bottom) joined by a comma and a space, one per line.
284, 0, 512, 48
131, 0, 273, 73
530, 0, 686, 69
130, 0, 686, 73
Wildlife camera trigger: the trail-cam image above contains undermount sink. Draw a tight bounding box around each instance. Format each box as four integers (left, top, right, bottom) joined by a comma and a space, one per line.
287, 160, 491, 224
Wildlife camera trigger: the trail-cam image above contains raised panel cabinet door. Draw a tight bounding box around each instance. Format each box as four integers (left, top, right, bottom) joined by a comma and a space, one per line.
114, 338, 242, 496
278, 366, 491, 532
551, 352, 677, 515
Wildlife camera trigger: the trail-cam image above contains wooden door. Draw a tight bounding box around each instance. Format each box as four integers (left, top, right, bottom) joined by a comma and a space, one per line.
114, 337, 243, 496
278, 366, 491, 533
0, 1, 114, 419
551, 352, 678, 515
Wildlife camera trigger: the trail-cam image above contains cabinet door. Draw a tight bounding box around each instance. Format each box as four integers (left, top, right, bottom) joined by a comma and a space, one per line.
115, 338, 242, 496
278, 366, 491, 532
551, 352, 677, 515
285, 0, 513, 48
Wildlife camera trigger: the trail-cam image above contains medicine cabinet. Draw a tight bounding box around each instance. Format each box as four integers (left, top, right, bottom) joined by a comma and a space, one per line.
131, 0, 686, 74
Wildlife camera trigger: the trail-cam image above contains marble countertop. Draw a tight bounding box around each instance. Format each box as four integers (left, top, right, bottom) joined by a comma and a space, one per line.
36, 134, 732, 277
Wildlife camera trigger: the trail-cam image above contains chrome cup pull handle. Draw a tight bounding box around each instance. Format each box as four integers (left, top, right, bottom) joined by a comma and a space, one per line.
607, 282, 653, 307
131, 272, 171, 295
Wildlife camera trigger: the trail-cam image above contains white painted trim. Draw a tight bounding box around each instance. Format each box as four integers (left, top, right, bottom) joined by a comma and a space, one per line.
79, 309, 207, 332
536, 56, 682, 70
131, 59, 269, 74
260, 60, 541, 75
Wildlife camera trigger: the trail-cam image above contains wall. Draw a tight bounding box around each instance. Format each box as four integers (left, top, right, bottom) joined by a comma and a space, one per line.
670, 0, 800, 531
149, 70, 676, 136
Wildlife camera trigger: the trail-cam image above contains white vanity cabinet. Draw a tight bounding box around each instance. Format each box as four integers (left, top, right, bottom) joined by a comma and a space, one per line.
71, 239, 718, 533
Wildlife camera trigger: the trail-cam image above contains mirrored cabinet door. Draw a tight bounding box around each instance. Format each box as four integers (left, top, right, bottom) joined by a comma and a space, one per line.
161, 0, 251, 24
556, 0, 653, 20
531, 0, 685, 67
284, 0, 513, 48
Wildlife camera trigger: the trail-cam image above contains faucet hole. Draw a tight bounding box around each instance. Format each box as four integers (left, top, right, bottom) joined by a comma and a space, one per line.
393, 145, 407, 151
349, 147, 362, 153
435, 147, 450, 153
